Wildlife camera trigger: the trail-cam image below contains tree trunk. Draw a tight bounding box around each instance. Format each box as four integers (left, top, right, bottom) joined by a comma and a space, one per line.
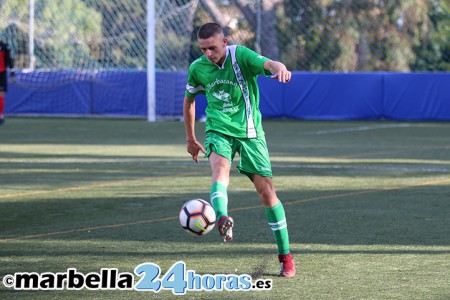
235, 0, 280, 59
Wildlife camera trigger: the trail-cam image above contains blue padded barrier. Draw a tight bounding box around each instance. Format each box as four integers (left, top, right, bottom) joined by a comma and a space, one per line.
92, 72, 147, 116
258, 75, 284, 118
383, 73, 450, 120
7, 72, 92, 115
5, 71, 450, 120
273, 72, 384, 120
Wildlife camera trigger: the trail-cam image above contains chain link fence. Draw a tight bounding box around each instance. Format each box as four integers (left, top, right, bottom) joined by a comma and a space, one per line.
197, 0, 449, 71
1, 0, 449, 72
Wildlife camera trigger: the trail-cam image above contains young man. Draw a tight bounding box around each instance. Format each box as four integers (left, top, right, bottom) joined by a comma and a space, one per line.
183, 23, 296, 277
0, 39, 15, 125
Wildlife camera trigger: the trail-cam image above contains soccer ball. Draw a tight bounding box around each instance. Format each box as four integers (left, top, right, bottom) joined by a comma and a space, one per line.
179, 199, 216, 236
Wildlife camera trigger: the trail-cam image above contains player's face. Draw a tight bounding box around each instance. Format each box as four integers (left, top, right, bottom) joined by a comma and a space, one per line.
198, 33, 227, 65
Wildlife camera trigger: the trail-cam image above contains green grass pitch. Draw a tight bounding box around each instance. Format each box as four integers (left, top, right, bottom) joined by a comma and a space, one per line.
1, 117, 449, 299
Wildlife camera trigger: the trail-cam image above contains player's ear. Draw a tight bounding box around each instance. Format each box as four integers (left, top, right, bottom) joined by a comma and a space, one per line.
222, 38, 227, 46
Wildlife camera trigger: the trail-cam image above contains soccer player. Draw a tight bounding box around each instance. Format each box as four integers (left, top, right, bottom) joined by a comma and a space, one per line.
0, 39, 14, 125
183, 23, 296, 277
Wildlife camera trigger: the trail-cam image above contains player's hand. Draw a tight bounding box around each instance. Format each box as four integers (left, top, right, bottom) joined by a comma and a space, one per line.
186, 140, 206, 164
271, 70, 291, 83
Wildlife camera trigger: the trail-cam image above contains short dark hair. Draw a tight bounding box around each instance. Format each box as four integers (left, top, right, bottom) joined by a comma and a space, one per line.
197, 23, 223, 39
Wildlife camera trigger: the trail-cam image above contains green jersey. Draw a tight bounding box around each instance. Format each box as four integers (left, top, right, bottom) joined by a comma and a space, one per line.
185, 45, 271, 138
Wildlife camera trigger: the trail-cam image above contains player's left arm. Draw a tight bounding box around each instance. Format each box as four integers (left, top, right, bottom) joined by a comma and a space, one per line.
264, 60, 291, 83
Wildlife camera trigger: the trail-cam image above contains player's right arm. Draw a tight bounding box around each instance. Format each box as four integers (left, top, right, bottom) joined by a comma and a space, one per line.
183, 96, 206, 164
264, 60, 291, 83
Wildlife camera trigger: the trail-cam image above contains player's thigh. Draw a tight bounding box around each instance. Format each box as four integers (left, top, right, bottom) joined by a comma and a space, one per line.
237, 136, 273, 178
209, 152, 231, 184
205, 131, 234, 183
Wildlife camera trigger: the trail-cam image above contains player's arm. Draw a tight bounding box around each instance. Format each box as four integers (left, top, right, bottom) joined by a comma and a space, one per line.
264, 60, 291, 83
183, 96, 206, 163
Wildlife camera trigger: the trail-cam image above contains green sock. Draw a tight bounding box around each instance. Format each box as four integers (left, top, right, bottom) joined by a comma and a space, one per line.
210, 181, 228, 220
265, 201, 290, 255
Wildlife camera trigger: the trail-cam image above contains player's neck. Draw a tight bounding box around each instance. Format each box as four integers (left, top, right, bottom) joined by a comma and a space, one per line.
215, 49, 228, 68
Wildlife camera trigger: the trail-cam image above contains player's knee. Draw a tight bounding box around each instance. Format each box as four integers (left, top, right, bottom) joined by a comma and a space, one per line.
256, 183, 277, 204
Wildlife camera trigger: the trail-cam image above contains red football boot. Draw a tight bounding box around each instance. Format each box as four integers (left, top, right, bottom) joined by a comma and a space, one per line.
217, 216, 234, 242
278, 252, 296, 277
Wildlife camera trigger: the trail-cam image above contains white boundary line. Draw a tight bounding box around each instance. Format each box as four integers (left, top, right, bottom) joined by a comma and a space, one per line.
306, 123, 414, 135
271, 163, 450, 173
165, 161, 450, 173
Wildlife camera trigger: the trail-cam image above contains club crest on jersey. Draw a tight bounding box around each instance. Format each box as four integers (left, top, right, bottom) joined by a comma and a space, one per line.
212, 90, 231, 102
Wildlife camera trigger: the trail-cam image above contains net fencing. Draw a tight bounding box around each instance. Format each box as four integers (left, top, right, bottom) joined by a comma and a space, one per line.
0, 0, 200, 118
0, 0, 199, 71
1, 0, 448, 72
0, 0, 448, 118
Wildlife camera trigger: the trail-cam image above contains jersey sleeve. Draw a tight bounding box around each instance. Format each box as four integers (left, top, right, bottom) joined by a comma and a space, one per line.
237, 46, 271, 77
185, 60, 205, 98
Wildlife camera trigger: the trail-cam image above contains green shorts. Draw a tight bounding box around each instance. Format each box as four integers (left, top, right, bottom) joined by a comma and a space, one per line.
204, 131, 273, 178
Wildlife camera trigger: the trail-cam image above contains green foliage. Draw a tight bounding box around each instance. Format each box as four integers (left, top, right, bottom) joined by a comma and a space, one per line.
35, 0, 102, 69
411, 0, 450, 71
278, 0, 448, 71
0, 0, 102, 69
